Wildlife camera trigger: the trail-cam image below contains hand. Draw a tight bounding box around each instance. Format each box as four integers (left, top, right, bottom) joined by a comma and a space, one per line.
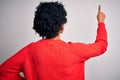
97, 5, 106, 23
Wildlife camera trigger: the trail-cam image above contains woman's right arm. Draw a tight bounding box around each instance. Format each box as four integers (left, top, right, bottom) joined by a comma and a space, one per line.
69, 5, 108, 59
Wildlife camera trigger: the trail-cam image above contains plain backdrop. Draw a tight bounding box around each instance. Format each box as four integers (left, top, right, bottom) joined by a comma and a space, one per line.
0, 0, 120, 80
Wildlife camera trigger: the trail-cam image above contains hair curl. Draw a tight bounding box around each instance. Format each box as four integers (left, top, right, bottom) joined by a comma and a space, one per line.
33, 1, 67, 39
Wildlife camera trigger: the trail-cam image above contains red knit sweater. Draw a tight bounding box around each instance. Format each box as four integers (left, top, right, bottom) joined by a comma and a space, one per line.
0, 23, 108, 80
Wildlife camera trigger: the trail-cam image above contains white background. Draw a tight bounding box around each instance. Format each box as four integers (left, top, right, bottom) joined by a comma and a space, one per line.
0, 0, 120, 80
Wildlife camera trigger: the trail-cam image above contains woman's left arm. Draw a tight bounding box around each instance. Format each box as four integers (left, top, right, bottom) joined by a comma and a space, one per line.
0, 44, 30, 80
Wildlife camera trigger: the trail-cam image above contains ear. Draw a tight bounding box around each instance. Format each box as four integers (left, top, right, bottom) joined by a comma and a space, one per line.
60, 24, 64, 33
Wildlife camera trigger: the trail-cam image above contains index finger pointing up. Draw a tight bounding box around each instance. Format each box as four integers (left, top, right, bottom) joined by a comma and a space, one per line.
98, 5, 101, 13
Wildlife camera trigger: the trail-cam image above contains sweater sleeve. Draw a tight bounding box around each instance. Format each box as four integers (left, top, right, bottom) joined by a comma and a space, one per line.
0, 43, 32, 80
69, 23, 108, 60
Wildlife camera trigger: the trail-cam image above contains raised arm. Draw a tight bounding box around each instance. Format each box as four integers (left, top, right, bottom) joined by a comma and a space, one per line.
69, 5, 108, 59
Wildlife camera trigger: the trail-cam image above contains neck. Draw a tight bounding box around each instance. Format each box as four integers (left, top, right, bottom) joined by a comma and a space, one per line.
45, 35, 60, 40
50, 35, 60, 40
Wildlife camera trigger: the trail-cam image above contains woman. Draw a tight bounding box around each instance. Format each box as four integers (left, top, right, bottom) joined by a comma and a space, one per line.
0, 2, 108, 80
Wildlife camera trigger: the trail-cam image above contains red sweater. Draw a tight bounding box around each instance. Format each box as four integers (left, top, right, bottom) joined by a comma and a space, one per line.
0, 23, 108, 80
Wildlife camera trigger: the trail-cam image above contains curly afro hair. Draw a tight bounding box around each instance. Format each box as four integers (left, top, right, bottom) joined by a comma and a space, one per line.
33, 1, 67, 39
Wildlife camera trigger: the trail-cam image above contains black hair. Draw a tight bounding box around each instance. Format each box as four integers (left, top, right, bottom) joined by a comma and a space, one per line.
33, 1, 67, 39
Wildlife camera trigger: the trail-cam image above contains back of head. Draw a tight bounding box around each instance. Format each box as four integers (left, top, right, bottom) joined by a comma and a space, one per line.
33, 1, 67, 39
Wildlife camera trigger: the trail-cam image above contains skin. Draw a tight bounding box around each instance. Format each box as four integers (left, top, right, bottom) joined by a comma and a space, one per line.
97, 5, 106, 23
50, 5, 106, 40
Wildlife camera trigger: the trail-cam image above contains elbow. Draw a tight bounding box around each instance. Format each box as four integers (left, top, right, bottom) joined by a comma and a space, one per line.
98, 40, 108, 54
101, 45, 107, 53
92, 40, 108, 57
102, 40, 108, 52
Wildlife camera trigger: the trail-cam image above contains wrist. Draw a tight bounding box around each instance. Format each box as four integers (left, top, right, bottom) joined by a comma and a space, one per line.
98, 22, 105, 25
98, 20, 105, 23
